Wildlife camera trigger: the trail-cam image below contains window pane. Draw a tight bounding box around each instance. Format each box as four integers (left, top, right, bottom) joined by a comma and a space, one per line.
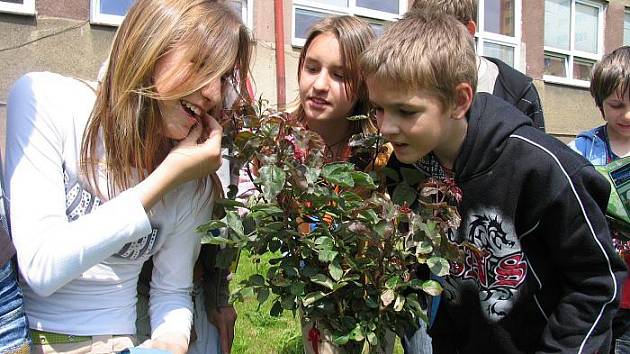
295, 8, 330, 40
574, 3, 599, 53
368, 22, 384, 36
573, 58, 594, 81
356, 0, 399, 14
226, 0, 245, 20
100, 0, 134, 16
309, 0, 348, 7
483, 42, 515, 67
484, 0, 515, 37
544, 53, 568, 77
544, 0, 570, 50
624, 12, 630, 46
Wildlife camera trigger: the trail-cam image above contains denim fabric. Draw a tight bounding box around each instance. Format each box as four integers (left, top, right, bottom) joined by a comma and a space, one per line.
402, 319, 432, 354
0, 260, 30, 353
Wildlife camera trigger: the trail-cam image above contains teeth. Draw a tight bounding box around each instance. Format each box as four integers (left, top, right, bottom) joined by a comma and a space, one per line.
181, 100, 201, 117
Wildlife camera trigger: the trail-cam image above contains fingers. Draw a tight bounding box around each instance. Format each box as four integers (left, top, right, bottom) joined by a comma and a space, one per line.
179, 122, 203, 146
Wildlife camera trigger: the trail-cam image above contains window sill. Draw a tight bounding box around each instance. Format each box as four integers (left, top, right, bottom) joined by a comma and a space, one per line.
542, 75, 590, 89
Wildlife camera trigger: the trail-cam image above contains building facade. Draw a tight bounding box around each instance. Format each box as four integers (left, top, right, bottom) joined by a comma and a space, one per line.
0, 0, 629, 147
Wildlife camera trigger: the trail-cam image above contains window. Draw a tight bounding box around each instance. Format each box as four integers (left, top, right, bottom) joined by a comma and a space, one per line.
90, 0, 134, 26
475, 0, 522, 70
292, 0, 406, 46
0, 0, 35, 15
543, 0, 604, 87
624, 9, 630, 47
90, 0, 252, 27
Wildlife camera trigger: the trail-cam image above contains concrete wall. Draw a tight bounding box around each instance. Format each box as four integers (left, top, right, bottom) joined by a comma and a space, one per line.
0, 15, 115, 151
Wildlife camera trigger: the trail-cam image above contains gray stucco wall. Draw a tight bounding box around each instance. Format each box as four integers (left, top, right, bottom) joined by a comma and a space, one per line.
0, 15, 115, 152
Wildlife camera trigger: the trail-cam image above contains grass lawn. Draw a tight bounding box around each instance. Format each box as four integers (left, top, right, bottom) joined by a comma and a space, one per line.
231, 251, 405, 353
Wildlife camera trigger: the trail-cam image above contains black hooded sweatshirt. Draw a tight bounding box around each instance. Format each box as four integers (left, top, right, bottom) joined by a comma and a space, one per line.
427, 93, 626, 353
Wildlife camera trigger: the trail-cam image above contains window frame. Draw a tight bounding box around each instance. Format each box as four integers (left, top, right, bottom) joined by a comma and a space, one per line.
623, 8, 630, 47
0, 0, 35, 15
291, 0, 406, 47
90, 0, 253, 28
543, 0, 605, 88
475, 0, 523, 72
89, 0, 129, 26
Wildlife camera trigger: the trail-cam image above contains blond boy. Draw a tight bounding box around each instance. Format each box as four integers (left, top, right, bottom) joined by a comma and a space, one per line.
361, 10, 625, 353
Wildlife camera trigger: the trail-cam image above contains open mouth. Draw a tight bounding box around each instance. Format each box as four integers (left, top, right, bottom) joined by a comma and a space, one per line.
180, 99, 202, 120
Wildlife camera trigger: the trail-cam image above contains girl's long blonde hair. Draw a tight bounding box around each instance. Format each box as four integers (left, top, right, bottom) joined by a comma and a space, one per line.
81, 0, 252, 197
291, 15, 376, 135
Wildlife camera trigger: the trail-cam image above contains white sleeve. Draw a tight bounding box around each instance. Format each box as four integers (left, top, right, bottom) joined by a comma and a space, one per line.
149, 181, 213, 343
5, 73, 152, 297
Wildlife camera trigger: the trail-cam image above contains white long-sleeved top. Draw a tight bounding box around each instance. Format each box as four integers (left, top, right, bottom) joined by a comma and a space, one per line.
5, 72, 213, 341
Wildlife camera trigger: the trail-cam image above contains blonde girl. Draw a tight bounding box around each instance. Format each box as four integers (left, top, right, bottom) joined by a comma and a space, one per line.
5, 1, 250, 353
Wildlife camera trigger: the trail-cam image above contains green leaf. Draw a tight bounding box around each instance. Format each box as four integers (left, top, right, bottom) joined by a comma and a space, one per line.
400, 167, 425, 186
333, 334, 350, 346
349, 325, 365, 341
380, 167, 400, 183
311, 273, 335, 290
249, 274, 265, 286
270, 300, 283, 316
385, 276, 401, 290
392, 183, 417, 206
366, 331, 378, 346
250, 204, 284, 216
303, 291, 326, 306
196, 220, 227, 234
318, 249, 338, 263
215, 198, 245, 208
427, 256, 450, 276
281, 295, 296, 310
226, 210, 244, 238
256, 287, 270, 304
290, 282, 305, 296
322, 162, 355, 188
351, 171, 377, 189
421, 280, 444, 296
258, 165, 286, 201
199, 235, 235, 246
416, 240, 434, 254
358, 209, 379, 225
365, 296, 379, 309
329, 259, 343, 281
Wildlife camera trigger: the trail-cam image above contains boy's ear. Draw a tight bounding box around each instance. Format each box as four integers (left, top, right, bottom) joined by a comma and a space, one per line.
466, 20, 477, 37
451, 83, 474, 120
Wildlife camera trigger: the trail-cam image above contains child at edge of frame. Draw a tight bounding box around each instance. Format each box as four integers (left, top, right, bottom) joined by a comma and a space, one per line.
359, 8, 627, 354
568, 45, 630, 354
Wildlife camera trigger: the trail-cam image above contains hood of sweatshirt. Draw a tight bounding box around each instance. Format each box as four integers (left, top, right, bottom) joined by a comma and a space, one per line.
454, 93, 532, 182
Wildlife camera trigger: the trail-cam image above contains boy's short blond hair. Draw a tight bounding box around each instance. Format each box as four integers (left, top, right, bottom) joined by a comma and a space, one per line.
411, 0, 477, 25
361, 9, 477, 111
590, 46, 630, 116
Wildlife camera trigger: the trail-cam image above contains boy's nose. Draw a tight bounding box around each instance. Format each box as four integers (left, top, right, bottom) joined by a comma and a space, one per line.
377, 114, 399, 136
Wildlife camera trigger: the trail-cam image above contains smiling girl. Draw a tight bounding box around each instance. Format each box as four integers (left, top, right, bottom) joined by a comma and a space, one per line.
5, 1, 250, 353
